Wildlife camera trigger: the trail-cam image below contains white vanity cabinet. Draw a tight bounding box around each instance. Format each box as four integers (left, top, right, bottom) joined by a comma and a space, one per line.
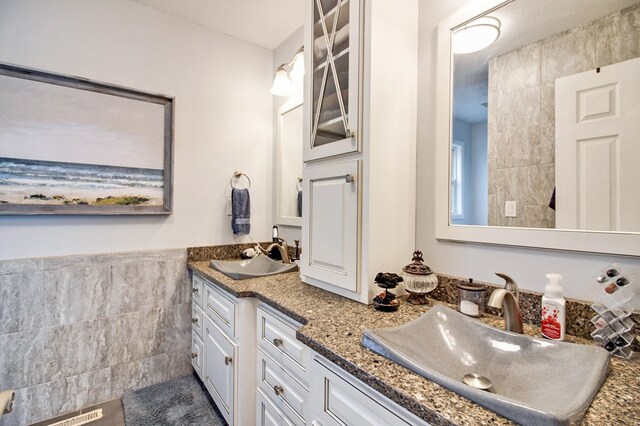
309, 356, 430, 426
191, 272, 257, 426
190, 272, 427, 426
301, 0, 419, 304
256, 304, 311, 426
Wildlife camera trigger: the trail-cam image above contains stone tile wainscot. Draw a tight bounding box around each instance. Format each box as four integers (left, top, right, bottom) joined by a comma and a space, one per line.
0, 249, 192, 426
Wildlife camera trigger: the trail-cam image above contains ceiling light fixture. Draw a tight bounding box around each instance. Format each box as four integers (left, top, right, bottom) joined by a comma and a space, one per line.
270, 46, 304, 96
452, 16, 500, 54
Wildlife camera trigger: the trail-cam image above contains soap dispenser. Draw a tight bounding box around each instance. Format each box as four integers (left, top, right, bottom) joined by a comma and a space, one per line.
541, 273, 566, 341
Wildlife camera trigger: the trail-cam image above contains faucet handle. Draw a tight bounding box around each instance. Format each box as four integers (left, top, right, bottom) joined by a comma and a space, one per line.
495, 273, 519, 300
274, 237, 288, 248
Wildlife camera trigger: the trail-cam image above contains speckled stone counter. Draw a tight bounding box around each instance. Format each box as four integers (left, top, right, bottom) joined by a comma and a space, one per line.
188, 261, 640, 426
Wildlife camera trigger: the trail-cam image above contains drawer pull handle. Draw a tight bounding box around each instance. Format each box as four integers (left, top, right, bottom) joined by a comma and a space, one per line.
192, 317, 199, 324
192, 287, 199, 294
273, 385, 284, 396
273, 338, 283, 347
191, 352, 198, 359
224, 356, 233, 365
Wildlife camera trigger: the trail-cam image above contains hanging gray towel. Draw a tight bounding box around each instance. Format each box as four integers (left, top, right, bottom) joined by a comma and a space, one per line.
297, 190, 302, 217
232, 188, 250, 235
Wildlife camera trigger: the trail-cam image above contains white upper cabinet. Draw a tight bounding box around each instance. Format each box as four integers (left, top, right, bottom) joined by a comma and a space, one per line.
304, 0, 361, 162
301, 0, 418, 304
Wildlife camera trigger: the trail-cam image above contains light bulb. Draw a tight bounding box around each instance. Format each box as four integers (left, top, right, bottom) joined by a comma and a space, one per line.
289, 52, 305, 83
270, 66, 294, 96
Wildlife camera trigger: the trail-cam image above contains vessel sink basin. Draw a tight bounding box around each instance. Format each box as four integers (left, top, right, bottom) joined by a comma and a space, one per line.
209, 254, 298, 280
362, 305, 610, 425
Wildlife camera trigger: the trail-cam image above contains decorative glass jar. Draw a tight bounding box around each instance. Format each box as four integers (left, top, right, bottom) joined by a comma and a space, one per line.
399, 251, 438, 305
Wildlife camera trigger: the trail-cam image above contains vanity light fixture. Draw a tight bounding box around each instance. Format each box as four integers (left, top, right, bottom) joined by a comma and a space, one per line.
270, 46, 304, 96
452, 16, 500, 54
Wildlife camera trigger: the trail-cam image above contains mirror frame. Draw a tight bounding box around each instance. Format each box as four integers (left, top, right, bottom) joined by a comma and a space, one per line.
435, 0, 640, 256
276, 95, 303, 227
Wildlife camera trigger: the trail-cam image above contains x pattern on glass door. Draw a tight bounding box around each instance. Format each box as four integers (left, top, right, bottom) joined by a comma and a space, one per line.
312, 0, 349, 146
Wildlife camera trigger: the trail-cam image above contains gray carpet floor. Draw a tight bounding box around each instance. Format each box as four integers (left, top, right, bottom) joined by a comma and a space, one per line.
122, 375, 227, 426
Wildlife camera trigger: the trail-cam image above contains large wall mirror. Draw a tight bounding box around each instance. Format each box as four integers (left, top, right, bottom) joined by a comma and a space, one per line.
276, 97, 303, 227
435, 0, 640, 256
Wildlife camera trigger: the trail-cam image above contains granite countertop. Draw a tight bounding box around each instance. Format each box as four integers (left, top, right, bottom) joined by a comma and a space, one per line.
188, 261, 640, 426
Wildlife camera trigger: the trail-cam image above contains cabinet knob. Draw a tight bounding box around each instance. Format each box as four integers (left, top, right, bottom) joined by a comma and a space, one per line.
344, 174, 355, 183
273, 385, 284, 396
192, 317, 198, 324
273, 338, 283, 347
191, 352, 198, 359
192, 287, 199, 294
224, 356, 233, 365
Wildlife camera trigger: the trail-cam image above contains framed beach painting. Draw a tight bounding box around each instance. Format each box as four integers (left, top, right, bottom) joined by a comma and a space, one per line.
0, 63, 173, 215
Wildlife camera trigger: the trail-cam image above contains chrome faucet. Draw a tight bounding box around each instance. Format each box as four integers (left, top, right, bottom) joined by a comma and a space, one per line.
266, 238, 290, 264
488, 287, 524, 334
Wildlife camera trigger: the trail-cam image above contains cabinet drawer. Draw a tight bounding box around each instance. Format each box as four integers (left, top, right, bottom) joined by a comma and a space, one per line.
191, 274, 204, 308
191, 331, 203, 379
257, 305, 310, 387
192, 303, 204, 340
257, 388, 295, 426
312, 358, 418, 426
203, 281, 237, 339
258, 349, 307, 426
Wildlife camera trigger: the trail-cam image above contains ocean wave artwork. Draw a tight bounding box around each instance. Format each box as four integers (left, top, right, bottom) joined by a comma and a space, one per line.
0, 157, 164, 206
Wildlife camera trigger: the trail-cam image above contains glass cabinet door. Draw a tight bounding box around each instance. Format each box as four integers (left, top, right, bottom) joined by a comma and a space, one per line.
305, 0, 360, 161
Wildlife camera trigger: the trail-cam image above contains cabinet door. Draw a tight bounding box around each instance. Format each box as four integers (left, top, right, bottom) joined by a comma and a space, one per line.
191, 332, 204, 379
304, 0, 361, 161
203, 315, 237, 425
301, 160, 359, 292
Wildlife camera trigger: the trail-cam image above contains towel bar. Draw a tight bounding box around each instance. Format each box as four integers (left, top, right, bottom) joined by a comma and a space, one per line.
230, 171, 251, 189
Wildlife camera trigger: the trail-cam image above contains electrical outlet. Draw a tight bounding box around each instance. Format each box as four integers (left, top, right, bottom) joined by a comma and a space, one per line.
505, 201, 517, 217
226, 196, 232, 216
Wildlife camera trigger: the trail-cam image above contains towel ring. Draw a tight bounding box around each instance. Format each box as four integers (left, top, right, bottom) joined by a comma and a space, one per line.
296, 176, 302, 192
230, 171, 251, 189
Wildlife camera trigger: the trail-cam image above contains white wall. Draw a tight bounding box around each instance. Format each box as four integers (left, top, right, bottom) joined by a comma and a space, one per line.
272, 27, 304, 244
417, 0, 640, 301
0, 0, 274, 260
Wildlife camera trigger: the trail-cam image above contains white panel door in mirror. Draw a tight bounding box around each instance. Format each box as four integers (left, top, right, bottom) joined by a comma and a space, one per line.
556, 57, 640, 232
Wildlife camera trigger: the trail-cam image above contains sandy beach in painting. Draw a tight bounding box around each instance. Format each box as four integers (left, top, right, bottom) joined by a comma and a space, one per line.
0, 157, 163, 206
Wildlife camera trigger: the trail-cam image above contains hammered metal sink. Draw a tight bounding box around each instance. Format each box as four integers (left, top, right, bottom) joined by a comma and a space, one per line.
362, 305, 610, 425
210, 254, 298, 280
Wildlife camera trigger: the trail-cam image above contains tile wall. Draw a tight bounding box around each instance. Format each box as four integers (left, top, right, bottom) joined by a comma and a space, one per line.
487, 4, 640, 228
0, 249, 192, 425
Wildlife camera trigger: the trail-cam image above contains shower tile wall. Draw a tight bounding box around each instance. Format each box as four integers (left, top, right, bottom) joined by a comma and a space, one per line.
487, 4, 640, 228
0, 249, 192, 426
